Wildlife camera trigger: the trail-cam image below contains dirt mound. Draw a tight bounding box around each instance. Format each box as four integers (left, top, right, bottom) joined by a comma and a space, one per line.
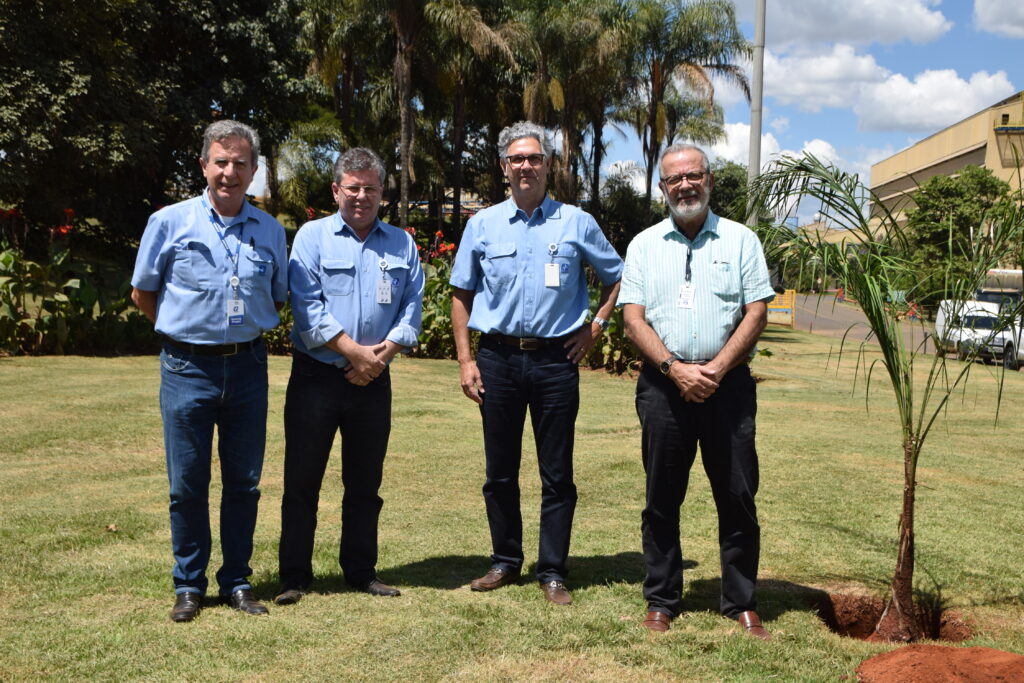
857, 644, 1024, 682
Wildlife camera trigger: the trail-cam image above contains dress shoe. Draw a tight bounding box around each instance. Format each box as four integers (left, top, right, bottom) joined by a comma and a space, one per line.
273, 587, 306, 606
642, 610, 672, 632
470, 567, 519, 592
170, 591, 202, 622
359, 579, 401, 597
737, 610, 771, 640
540, 580, 572, 605
221, 588, 269, 615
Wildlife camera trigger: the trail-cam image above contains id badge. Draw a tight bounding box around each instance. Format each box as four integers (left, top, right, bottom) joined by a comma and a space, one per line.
676, 284, 695, 309
227, 298, 245, 325
544, 262, 560, 287
376, 278, 392, 304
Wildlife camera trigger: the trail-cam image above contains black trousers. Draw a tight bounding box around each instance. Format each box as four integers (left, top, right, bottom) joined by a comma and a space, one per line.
635, 362, 760, 619
476, 336, 580, 583
278, 352, 392, 589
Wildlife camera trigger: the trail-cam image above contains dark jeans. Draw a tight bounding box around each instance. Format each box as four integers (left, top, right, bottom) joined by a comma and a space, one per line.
159, 339, 268, 597
278, 352, 392, 589
635, 362, 760, 619
476, 336, 580, 583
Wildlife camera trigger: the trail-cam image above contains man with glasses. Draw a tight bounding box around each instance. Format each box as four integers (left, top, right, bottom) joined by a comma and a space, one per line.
274, 147, 424, 605
131, 120, 288, 622
450, 121, 622, 605
620, 144, 775, 638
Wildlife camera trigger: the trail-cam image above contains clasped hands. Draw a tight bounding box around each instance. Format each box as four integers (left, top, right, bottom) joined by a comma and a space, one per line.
344, 342, 392, 386
668, 363, 720, 403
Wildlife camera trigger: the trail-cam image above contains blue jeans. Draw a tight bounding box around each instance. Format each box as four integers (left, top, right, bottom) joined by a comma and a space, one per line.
159, 340, 268, 596
476, 336, 580, 583
278, 352, 392, 589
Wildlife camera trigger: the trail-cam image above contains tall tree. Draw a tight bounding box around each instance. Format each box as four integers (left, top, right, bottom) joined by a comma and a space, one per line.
628, 0, 749, 209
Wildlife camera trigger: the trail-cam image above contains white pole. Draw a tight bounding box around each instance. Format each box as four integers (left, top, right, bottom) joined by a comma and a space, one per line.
746, 0, 766, 226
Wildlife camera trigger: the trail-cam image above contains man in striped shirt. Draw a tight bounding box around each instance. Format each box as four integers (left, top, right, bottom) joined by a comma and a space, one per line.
620, 143, 775, 639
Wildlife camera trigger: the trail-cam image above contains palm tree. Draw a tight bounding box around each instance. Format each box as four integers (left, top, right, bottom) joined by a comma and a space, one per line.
628, 0, 750, 209
750, 154, 1024, 641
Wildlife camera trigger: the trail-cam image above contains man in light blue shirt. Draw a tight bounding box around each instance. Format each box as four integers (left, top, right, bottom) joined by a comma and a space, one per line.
621, 143, 775, 638
131, 120, 287, 622
450, 121, 622, 605
274, 147, 423, 605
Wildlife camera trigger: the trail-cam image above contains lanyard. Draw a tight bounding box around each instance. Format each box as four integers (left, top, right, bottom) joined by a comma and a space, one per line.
685, 244, 693, 283
207, 210, 243, 292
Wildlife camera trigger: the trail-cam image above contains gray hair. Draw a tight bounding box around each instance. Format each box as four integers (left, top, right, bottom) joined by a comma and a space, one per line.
334, 147, 387, 186
497, 120, 554, 159
202, 120, 260, 166
659, 143, 711, 176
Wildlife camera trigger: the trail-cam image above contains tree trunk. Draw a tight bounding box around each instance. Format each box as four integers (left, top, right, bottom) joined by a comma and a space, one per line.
263, 143, 279, 217
487, 124, 505, 205
397, 42, 413, 229
451, 85, 465, 234
590, 108, 604, 220
874, 439, 922, 641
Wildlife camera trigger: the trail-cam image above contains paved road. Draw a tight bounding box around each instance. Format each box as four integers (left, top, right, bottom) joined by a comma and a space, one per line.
792, 293, 936, 354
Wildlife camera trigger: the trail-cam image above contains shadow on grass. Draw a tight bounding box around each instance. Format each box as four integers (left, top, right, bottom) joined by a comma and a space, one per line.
684, 577, 832, 623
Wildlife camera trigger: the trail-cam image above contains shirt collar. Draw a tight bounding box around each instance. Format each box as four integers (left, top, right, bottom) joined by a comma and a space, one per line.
505, 195, 560, 224
334, 212, 382, 238
661, 210, 720, 242
201, 190, 251, 228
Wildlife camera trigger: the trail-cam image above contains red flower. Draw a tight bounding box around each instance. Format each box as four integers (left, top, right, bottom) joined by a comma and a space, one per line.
305, 206, 315, 221
404, 226, 416, 235
435, 230, 443, 238
63, 208, 75, 220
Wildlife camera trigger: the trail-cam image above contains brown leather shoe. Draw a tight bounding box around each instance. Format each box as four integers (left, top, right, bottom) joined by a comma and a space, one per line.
737, 610, 771, 640
273, 587, 306, 605
470, 568, 519, 592
221, 588, 269, 615
540, 580, 572, 605
170, 591, 202, 622
642, 610, 672, 632
361, 579, 401, 597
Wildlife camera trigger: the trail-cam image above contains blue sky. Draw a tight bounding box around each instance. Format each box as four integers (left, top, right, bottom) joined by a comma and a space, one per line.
606, 0, 1024, 192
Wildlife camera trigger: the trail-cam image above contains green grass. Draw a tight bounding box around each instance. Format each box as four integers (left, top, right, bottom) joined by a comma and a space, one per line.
1, 327, 1022, 681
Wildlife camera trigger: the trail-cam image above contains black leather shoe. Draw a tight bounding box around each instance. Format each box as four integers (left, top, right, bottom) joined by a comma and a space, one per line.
360, 579, 401, 597
221, 588, 269, 615
273, 587, 306, 606
170, 591, 202, 622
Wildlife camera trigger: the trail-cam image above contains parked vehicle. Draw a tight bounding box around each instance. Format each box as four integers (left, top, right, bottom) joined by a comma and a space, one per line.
934, 299, 1023, 370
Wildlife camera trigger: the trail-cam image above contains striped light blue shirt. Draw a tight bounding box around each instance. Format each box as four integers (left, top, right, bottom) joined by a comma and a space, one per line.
289, 213, 424, 367
619, 211, 774, 360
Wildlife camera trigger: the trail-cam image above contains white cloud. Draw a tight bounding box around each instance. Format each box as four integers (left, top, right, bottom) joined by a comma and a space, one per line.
710, 122, 781, 170
764, 45, 889, 112
736, 0, 951, 47
974, 0, 1024, 38
855, 69, 1016, 131
769, 117, 790, 134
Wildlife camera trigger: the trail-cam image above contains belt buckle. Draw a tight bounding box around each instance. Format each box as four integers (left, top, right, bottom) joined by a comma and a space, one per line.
224, 343, 240, 356
518, 337, 541, 351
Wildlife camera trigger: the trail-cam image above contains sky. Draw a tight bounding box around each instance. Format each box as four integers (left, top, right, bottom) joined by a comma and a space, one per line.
606, 0, 1024, 206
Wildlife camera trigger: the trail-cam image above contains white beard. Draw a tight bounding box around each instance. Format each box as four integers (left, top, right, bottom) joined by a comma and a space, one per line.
667, 193, 709, 224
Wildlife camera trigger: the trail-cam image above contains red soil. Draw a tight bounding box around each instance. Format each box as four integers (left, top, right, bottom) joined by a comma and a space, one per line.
857, 644, 1024, 682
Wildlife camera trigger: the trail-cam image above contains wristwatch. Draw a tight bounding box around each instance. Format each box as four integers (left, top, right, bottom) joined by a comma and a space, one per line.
659, 356, 677, 374
592, 316, 609, 331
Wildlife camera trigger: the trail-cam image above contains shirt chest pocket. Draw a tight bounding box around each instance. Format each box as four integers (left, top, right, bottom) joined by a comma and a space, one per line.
381, 261, 410, 301
321, 258, 356, 296
708, 261, 739, 301
241, 248, 274, 294
172, 243, 214, 290
552, 244, 579, 284
482, 242, 517, 288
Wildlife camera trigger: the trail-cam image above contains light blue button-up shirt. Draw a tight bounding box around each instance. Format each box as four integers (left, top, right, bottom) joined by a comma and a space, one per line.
289, 213, 424, 367
619, 211, 775, 360
449, 197, 623, 338
131, 193, 288, 344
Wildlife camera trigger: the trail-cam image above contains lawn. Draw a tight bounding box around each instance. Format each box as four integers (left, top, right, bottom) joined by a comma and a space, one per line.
1, 327, 1022, 681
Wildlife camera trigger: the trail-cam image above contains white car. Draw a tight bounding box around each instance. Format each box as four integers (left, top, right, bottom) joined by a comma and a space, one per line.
934, 300, 1022, 370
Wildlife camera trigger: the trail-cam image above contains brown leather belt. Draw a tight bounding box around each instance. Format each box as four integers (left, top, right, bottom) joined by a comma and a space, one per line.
163, 336, 261, 356
482, 333, 571, 351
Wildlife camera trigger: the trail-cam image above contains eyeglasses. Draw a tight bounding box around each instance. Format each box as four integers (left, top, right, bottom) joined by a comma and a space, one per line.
338, 184, 382, 197
661, 171, 708, 188
504, 154, 546, 167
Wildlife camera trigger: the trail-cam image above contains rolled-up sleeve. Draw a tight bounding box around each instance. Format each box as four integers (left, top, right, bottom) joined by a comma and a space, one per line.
131, 213, 171, 291
618, 239, 646, 307
741, 232, 775, 305
386, 233, 425, 349
289, 226, 344, 349
448, 220, 481, 290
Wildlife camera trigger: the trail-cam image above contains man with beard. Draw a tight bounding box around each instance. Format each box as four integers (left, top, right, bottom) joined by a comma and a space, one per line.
619, 144, 775, 638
